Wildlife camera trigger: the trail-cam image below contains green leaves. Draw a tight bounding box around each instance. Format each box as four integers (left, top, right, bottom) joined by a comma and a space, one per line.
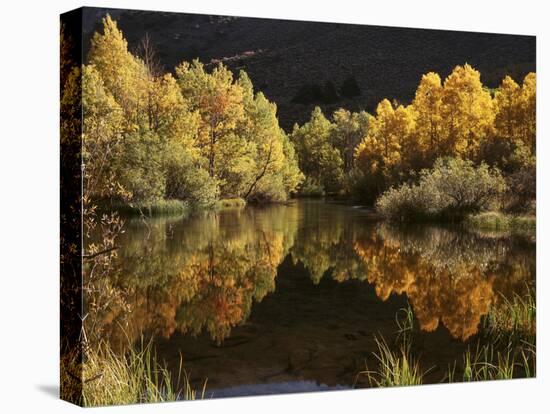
84, 15, 303, 207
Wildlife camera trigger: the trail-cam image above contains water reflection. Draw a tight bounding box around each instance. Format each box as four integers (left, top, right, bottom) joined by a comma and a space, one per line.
354, 225, 533, 340
91, 205, 298, 347
88, 200, 535, 349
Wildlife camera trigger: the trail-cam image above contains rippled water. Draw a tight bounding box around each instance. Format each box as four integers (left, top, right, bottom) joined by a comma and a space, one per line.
88, 199, 535, 397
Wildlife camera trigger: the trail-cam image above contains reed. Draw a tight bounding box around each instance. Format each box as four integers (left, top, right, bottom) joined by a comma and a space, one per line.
483, 287, 536, 346
359, 336, 424, 387
62, 339, 206, 407
458, 342, 535, 382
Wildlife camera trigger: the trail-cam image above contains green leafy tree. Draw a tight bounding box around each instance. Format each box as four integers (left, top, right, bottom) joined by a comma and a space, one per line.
331, 108, 369, 173
291, 107, 344, 193
237, 71, 303, 201
175, 60, 246, 182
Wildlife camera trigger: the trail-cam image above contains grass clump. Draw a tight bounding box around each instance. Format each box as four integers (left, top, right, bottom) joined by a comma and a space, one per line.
216, 197, 247, 209
62, 340, 206, 407
358, 296, 535, 389
465, 211, 511, 230
509, 215, 536, 231
360, 336, 424, 387
448, 342, 535, 382
110, 199, 189, 217
465, 211, 535, 233
483, 288, 536, 345
450, 288, 536, 383
359, 306, 424, 388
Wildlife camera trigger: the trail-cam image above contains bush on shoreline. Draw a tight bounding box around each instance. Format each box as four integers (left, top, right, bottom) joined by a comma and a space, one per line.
376, 157, 508, 221
216, 197, 247, 209
297, 177, 325, 197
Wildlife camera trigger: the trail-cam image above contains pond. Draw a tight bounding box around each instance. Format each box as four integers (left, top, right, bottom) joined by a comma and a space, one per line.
89, 199, 535, 397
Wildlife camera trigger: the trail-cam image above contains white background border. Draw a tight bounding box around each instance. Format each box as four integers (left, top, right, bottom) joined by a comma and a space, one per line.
0, 0, 547, 412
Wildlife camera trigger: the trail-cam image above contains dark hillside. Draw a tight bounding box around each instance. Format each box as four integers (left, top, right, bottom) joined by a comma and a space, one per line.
82, 7, 536, 130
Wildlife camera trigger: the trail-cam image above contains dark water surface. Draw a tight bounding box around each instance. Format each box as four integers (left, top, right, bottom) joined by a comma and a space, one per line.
93, 199, 535, 397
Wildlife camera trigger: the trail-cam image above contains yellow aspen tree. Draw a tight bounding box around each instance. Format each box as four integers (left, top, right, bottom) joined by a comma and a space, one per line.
81, 64, 125, 199
441, 64, 494, 159
175, 60, 245, 182
88, 14, 148, 131
411, 72, 444, 163
392, 104, 417, 173
355, 99, 414, 176
519, 72, 536, 152
291, 107, 343, 192
494, 75, 522, 143
354, 99, 414, 200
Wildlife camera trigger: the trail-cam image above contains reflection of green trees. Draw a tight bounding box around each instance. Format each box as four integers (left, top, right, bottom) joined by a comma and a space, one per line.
90, 204, 299, 347
289, 202, 369, 284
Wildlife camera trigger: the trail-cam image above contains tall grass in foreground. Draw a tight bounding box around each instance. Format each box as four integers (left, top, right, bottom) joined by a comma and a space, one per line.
62, 340, 207, 407
359, 293, 535, 388
451, 288, 536, 382
483, 288, 536, 346
447, 339, 535, 382
358, 305, 424, 387
359, 336, 424, 387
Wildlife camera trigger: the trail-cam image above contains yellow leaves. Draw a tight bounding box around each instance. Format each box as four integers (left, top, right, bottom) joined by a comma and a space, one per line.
520, 72, 536, 151
440, 64, 494, 157
355, 99, 415, 176
176, 60, 246, 179
356, 64, 535, 190
494, 75, 521, 141
82, 64, 124, 140
89, 14, 149, 131
411, 72, 443, 157
493, 72, 535, 152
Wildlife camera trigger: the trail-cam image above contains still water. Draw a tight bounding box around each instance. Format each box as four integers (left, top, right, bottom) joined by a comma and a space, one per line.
92, 199, 535, 397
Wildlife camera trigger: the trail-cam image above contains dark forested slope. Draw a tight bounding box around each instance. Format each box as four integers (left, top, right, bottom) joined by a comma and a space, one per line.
82, 7, 536, 130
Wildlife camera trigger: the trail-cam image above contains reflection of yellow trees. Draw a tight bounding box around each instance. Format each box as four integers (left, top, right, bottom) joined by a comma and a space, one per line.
406, 267, 494, 341
284, 204, 533, 342
90, 204, 298, 347
353, 225, 534, 341
89, 201, 534, 348
175, 231, 285, 343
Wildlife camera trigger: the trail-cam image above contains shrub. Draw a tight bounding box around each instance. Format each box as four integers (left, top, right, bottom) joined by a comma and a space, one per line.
376, 157, 508, 221
298, 177, 325, 197
115, 131, 166, 202
166, 161, 220, 209
216, 197, 247, 209
505, 144, 536, 212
